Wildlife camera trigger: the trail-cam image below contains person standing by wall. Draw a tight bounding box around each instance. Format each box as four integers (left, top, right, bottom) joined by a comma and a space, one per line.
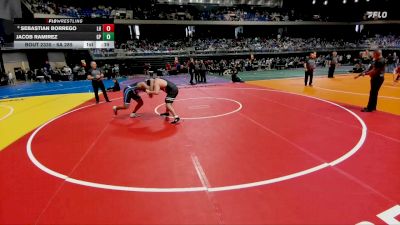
393, 52, 399, 66
328, 51, 338, 78
8, 71, 15, 85
87, 61, 111, 104
219, 60, 225, 76
144, 63, 150, 76
194, 60, 200, 83
386, 53, 394, 73
200, 60, 207, 83
188, 58, 195, 85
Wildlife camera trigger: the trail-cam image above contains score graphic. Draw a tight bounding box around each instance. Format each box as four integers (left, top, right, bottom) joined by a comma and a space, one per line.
94, 24, 114, 48
101, 24, 114, 48
102, 24, 115, 42
103, 32, 115, 41
13, 19, 115, 49
96, 24, 114, 40
103, 24, 114, 32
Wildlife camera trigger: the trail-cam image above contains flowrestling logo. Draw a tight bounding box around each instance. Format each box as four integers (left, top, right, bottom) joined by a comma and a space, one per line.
365, 11, 388, 19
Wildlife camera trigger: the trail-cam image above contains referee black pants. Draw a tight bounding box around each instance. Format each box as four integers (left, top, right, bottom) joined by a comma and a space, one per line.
195, 70, 200, 83
367, 76, 384, 111
328, 64, 335, 78
92, 80, 110, 102
304, 71, 314, 86
189, 69, 194, 84
200, 70, 207, 83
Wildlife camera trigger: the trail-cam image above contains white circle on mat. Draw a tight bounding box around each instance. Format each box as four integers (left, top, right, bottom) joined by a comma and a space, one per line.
0, 105, 14, 122
26, 88, 367, 193
154, 97, 243, 120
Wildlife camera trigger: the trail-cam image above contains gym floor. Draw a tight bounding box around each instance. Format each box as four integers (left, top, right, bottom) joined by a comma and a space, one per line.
0, 70, 399, 224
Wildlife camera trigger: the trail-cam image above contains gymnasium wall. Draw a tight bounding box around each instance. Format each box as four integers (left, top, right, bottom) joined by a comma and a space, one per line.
47, 52, 67, 69
2, 52, 29, 75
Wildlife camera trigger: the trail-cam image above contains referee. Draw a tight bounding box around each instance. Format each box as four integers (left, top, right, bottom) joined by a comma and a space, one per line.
328, 51, 338, 78
304, 52, 316, 86
359, 49, 385, 112
87, 61, 111, 104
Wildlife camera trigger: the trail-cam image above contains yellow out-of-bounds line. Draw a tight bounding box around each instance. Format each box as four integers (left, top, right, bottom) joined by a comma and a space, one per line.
0, 93, 93, 151
247, 73, 400, 116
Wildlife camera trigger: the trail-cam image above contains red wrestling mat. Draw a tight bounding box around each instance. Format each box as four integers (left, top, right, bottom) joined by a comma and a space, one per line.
1, 83, 399, 225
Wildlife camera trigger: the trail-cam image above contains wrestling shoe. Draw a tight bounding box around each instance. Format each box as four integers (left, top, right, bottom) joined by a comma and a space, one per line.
361, 107, 373, 112
171, 117, 180, 124
130, 113, 140, 118
113, 106, 118, 115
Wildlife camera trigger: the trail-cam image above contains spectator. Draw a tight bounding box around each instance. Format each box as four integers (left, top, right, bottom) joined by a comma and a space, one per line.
200, 60, 207, 83
328, 51, 338, 78
386, 53, 395, 73
144, 63, 150, 75
107, 78, 121, 92
188, 58, 195, 85
194, 60, 201, 83
231, 68, 244, 83
107, 35, 400, 57
8, 71, 15, 85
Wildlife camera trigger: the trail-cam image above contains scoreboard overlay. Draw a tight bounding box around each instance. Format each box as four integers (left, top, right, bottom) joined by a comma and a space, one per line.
13, 18, 115, 49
